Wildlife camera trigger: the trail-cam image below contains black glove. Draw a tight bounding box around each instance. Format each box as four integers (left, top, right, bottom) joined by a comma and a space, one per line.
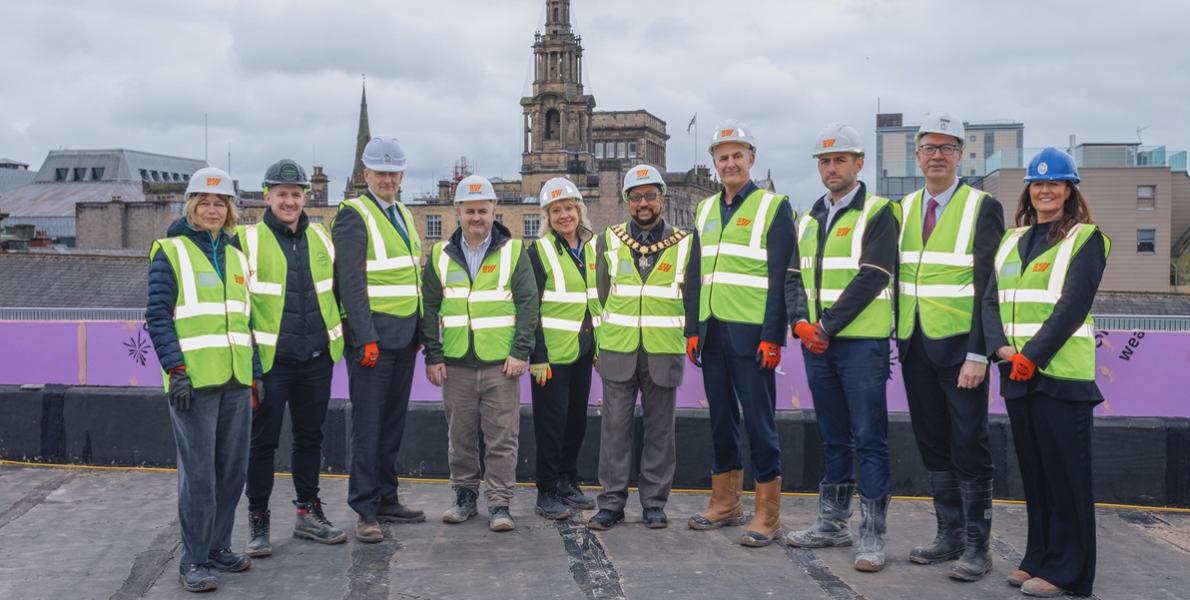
168, 368, 193, 412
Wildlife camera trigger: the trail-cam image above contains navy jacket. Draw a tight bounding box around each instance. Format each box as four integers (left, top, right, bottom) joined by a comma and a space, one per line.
146, 217, 262, 379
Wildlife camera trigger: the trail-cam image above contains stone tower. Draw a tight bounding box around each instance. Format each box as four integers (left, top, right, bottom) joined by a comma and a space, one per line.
520, 0, 596, 199
344, 78, 371, 200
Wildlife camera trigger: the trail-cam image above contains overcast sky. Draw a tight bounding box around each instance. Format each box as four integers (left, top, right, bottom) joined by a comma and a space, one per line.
2, 0, 1188, 209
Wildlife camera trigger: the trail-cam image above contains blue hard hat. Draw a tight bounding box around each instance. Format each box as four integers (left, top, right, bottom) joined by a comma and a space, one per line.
1025, 147, 1079, 183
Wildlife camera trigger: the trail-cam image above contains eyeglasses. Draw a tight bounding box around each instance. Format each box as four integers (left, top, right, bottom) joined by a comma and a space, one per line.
626, 192, 660, 203
917, 144, 960, 157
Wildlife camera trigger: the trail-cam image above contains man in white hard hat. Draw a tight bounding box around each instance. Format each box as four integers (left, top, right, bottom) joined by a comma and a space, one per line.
333, 137, 426, 544
421, 175, 539, 532
687, 122, 797, 548
896, 113, 1004, 582
586, 164, 699, 531
783, 124, 899, 572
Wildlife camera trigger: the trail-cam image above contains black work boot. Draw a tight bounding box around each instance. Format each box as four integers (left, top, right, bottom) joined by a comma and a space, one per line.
178, 562, 217, 592
293, 499, 347, 544
245, 507, 271, 557
910, 470, 965, 564
587, 508, 625, 531
441, 488, 479, 524
556, 477, 596, 510
207, 548, 251, 573
535, 487, 571, 520
950, 478, 994, 582
377, 494, 426, 524
785, 482, 855, 548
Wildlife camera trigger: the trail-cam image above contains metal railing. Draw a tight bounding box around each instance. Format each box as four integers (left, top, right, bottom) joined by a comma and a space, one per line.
1092, 314, 1190, 332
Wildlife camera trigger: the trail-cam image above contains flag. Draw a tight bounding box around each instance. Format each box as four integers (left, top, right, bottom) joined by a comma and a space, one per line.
687, 113, 697, 133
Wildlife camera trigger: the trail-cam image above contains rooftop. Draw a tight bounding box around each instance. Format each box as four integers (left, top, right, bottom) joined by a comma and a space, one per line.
0, 252, 147, 308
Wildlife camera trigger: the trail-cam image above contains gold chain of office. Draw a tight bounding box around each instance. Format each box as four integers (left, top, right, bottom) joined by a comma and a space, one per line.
610, 224, 689, 256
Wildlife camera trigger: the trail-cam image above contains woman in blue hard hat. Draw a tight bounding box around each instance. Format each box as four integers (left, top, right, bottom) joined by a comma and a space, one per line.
980, 147, 1109, 597
146, 166, 263, 593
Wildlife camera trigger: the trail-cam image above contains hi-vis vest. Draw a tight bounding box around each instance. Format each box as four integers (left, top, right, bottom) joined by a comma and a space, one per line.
897, 184, 986, 340
599, 224, 692, 355
150, 235, 254, 390
695, 189, 790, 325
533, 234, 599, 364
432, 239, 523, 362
236, 222, 344, 373
336, 196, 422, 318
995, 223, 1110, 381
797, 193, 896, 339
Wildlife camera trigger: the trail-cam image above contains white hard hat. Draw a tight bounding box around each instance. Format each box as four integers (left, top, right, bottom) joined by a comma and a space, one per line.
812, 123, 864, 157
185, 166, 236, 198
539, 177, 582, 208
622, 164, 667, 198
709, 120, 757, 155
916, 112, 965, 147
361, 137, 407, 172
453, 175, 498, 203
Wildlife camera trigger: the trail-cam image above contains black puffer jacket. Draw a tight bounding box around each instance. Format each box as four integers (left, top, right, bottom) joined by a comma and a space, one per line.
262, 209, 329, 364
146, 217, 262, 379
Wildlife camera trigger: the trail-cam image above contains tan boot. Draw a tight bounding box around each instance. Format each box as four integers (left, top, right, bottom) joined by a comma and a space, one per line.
688, 469, 746, 530
740, 477, 782, 547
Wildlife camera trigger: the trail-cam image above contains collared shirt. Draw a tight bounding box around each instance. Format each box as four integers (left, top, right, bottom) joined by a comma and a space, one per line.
719, 180, 760, 222
824, 182, 861, 230
921, 177, 960, 227
461, 231, 493, 279
368, 186, 410, 241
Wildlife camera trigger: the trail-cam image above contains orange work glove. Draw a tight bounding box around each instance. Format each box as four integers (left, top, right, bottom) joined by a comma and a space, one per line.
1008, 353, 1036, 382
756, 341, 781, 370
251, 379, 264, 412
686, 336, 702, 367
793, 321, 830, 354
360, 342, 380, 368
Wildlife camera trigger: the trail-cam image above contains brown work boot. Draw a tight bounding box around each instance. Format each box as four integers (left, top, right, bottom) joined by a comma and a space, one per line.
688, 469, 746, 530
740, 477, 783, 547
1021, 577, 1067, 597
354, 518, 382, 543
1007, 569, 1031, 587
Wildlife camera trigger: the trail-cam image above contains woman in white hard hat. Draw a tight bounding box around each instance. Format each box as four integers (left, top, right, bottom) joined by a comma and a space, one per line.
527, 177, 599, 519
146, 166, 262, 592
981, 147, 1108, 598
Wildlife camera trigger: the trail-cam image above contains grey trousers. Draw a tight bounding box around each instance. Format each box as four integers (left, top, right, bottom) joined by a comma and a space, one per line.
442, 364, 521, 506
597, 351, 677, 512
169, 383, 252, 566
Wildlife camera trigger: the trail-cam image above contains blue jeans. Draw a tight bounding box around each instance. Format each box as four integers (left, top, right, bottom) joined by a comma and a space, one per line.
170, 383, 252, 565
803, 338, 890, 499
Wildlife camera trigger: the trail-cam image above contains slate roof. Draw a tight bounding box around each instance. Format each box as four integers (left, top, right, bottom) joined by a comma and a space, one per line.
1093, 291, 1190, 316
0, 252, 147, 308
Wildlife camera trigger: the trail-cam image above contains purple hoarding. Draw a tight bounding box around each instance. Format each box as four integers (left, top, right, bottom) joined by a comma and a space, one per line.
1, 321, 1185, 418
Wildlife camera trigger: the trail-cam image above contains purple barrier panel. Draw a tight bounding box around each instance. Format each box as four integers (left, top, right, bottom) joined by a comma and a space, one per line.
0, 321, 85, 385
83, 321, 165, 387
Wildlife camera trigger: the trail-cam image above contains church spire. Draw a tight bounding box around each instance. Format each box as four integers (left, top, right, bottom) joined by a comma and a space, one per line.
346, 75, 371, 198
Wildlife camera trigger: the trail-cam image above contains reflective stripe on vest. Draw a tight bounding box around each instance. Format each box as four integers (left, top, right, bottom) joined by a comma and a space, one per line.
598, 223, 691, 355
896, 184, 984, 340
797, 193, 894, 339
534, 234, 598, 364
237, 222, 344, 373
995, 223, 1111, 381
337, 197, 422, 318
433, 239, 522, 361
151, 236, 254, 390
695, 189, 788, 325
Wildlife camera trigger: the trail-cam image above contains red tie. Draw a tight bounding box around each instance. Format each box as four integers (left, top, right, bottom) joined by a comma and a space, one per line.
922, 198, 939, 244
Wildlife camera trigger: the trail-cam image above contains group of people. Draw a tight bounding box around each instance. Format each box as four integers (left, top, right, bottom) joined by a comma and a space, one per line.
147, 113, 1108, 597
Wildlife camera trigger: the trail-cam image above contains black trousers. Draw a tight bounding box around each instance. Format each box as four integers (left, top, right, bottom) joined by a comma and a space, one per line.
346, 339, 417, 521
901, 332, 993, 481
246, 354, 334, 510
1006, 393, 1097, 596
531, 351, 593, 492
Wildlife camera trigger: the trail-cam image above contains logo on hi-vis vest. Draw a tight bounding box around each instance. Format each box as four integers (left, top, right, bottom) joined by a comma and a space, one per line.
234, 274, 245, 285
481, 264, 496, 274
735, 217, 752, 227
835, 227, 852, 236
1032, 262, 1051, 272
657, 263, 673, 272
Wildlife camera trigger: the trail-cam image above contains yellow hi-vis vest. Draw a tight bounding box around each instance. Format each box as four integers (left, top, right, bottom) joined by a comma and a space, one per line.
432, 239, 523, 361
598, 224, 692, 355
897, 184, 986, 340
797, 192, 895, 339
533, 234, 599, 364
150, 235, 254, 390
236, 221, 345, 373
995, 223, 1111, 381
336, 196, 422, 318
695, 189, 790, 325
